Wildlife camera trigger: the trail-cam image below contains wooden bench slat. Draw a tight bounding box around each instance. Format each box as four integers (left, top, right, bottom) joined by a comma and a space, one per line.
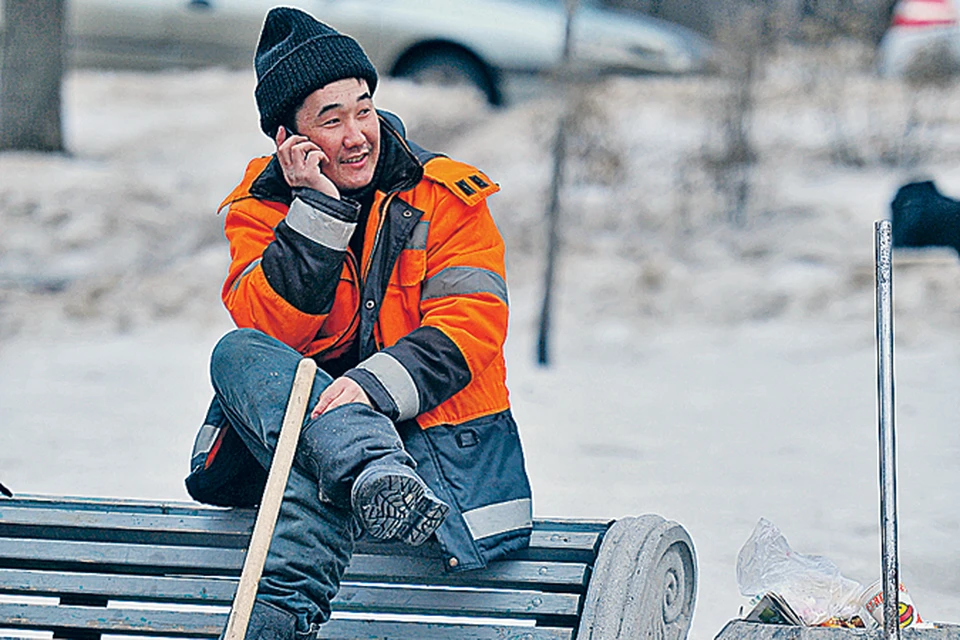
0, 501, 605, 557
0, 568, 238, 604
357, 526, 603, 558
0, 506, 253, 532
0, 502, 253, 550
334, 583, 580, 618
0, 603, 574, 640
0, 570, 580, 619
2, 495, 232, 517
317, 618, 574, 640
344, 555, 589, 588
0, 508, 252, 548
0, 542, 590, 590
0, 564, 587, 604
0, 602, 224, 637
0, 531, 598, 572
0, 539, 244, 575
352, 529, 604, 561
531, 525, 605, 550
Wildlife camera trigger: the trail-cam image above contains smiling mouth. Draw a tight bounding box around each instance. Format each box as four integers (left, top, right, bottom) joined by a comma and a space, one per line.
340, 150, 371, 166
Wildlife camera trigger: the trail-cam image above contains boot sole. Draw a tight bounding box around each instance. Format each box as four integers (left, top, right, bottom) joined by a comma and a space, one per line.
353, 470, 449, 546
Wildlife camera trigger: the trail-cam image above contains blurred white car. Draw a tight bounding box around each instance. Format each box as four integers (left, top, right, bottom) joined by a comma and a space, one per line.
1, 0, 715, 104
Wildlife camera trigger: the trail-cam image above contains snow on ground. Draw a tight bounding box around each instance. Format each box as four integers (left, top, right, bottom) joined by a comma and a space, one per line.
2, 46, 960, 639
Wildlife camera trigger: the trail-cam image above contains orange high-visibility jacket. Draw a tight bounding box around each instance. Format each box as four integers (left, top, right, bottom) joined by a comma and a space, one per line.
216, 114, 531, 570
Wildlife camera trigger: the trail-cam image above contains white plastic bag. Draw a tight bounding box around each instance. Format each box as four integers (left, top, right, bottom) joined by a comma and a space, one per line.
737, 518, 864, 625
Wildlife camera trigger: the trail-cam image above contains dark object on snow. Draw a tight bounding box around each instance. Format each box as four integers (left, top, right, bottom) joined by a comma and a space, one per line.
0, 482, 11, 498
891, 180, 960, 256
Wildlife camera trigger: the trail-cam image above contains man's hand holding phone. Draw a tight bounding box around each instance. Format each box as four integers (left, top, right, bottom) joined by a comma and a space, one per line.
275, 126, 340, 199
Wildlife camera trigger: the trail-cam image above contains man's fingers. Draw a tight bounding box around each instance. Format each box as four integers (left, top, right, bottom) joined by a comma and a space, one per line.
311, 382, 344, 418
285, 140, 321, 171
291, 139, 320, 158
274, 131, 337, 196
311, 391, 334, 419
277, 137, 323, 188
305, 149, 327, 171
276, 133, 295, 168
310, 378, 371, 419
276, 129, 309, 160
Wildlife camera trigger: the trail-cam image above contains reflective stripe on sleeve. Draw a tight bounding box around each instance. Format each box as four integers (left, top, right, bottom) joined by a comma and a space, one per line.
421, 266, 508, 306
285, 198, 356, 251
356, 352, 421, 421
461, 498, 533, 540
231, 258, 262, 291
190, 423, 220, 461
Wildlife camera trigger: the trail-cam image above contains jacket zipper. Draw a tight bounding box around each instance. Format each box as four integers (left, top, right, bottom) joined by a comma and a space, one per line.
361, 192, 394, 282
360, 192, 395, 352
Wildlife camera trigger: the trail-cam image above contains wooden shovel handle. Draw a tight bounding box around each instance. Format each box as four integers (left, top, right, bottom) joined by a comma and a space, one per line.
224, 357, 318, 640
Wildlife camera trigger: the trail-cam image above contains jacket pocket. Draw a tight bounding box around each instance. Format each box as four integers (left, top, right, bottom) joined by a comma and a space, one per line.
423, 411, 532, 542
393, 247, 426, 288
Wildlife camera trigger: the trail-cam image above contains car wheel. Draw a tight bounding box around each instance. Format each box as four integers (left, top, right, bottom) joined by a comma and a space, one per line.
393, 46, 502, 106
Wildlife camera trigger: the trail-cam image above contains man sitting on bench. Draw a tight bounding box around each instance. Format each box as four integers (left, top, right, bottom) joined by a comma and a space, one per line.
183, 8, 533, 640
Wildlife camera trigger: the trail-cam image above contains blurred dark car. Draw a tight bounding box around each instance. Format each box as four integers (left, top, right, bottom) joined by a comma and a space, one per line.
1, 0, 716, 104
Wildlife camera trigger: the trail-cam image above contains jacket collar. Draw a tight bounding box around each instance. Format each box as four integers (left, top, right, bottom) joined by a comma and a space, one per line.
249, 113, 424, 206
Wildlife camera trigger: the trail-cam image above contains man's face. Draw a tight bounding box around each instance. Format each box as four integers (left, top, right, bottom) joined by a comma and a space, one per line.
294, 78, 380, 192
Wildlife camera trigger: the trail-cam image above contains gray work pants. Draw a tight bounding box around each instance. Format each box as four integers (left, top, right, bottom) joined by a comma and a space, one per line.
200, 328, 413, 631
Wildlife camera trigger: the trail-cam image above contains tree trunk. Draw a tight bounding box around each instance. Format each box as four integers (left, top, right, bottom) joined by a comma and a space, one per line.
0, 0, 66, 152
535, 0, 579, 367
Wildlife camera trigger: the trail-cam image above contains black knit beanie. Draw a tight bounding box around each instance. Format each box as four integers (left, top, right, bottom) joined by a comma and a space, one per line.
254, 7, 379, 137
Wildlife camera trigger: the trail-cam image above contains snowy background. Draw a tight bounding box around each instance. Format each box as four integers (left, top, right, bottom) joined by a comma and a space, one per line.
2, 44, 960, 639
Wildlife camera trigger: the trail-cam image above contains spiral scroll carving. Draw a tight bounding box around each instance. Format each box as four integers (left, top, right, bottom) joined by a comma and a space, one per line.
661, 546, 688, 624
576, 515, 698, 640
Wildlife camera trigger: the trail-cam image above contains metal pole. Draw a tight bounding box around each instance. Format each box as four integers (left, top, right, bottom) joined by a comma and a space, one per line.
875, 220, 901, 640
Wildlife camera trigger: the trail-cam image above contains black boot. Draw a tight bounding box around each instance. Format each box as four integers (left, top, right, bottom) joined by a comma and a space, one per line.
296, 403, 448, 546
296, 403, 413, 506
238, 599, 299, 640
351, 461, 449, 546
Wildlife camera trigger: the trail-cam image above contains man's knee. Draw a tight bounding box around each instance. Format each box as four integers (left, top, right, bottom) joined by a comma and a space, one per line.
212, 327, 267, 368
210, 328, 277, 384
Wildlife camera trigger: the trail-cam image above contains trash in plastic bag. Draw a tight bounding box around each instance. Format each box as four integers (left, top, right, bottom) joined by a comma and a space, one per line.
737, 518, 865, 626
